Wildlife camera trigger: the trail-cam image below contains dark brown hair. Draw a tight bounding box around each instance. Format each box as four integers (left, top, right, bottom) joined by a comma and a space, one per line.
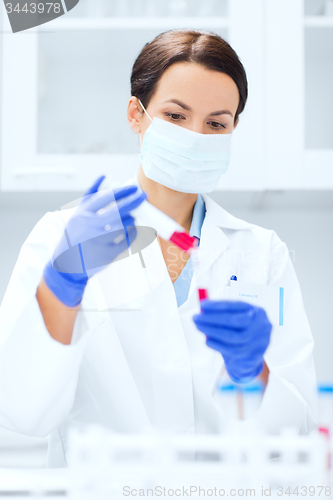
130, 29, 248, 125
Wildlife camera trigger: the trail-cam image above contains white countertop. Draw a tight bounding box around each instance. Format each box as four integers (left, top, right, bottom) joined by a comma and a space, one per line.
0, 468, 71, 498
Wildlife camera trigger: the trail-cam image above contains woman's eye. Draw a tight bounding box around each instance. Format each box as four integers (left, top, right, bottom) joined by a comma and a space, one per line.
164, 113, 227, 130
165, 113, 184, 121
209, 121, 227, 129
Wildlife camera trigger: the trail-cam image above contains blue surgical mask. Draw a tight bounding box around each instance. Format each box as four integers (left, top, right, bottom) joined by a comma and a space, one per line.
138, 99, 232, 194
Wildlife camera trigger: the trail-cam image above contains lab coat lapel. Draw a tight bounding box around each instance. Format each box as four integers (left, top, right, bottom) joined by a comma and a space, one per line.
198, 210, 230, 268
131, 242, 196, 434
143, 239, 196, 433
91, 235, 196, 434
189, 194, 255, 298
201, 194, 255, 231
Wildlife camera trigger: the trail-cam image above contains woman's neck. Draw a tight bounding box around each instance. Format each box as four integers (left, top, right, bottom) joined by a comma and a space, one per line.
137, 166, 197, 233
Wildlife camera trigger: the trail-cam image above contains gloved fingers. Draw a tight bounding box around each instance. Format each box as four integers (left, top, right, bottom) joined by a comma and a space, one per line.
126, 224, 137, 241
78, 227, 137, 269
122, 215, 135, 228
255, 306, 272, 331
216, 348, 265, 384
85, 185, 139, 213
51, 245, 88, 276
113, 185, 141, 200
226, 361, 264, 385
101, 214, 135, 231
117, 191, 147, 218
193, 308, 255, 330
226, 354, 265, 378
239, 308, 272, 345
201, 315, 271, 353
194, 321, 248, 347
112, 226, 137, 253
203, 328, 269, 354
199, 299, 254, 314
82, 175, 106, 198
96, 190, 145, 224
206, 337, 224, 354
204, 320, 270, 356
193, 307, 262, 342
222, 343, 268, 366
65, 214, 137, 250
195, 306, 272, 345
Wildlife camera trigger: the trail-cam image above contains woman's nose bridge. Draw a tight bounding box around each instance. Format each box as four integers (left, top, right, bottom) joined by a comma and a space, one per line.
188, 117, 206, 134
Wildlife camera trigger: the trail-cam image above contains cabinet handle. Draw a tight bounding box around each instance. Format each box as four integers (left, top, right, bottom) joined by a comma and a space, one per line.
13, 168, 75, 177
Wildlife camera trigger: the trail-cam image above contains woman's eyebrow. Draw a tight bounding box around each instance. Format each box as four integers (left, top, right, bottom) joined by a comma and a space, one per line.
163, 98, 192, 110
210, 109, 233, 117
162, 99, 233, 117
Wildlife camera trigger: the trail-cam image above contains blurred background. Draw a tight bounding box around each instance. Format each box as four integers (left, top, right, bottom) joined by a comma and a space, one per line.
0, 0, 332, 468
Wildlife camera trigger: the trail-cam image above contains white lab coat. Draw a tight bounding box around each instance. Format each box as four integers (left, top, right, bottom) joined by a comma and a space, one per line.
0, 175, 317, 467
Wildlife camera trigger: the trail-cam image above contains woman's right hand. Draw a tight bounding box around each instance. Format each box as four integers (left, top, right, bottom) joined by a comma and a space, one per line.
43, 176, 146, 307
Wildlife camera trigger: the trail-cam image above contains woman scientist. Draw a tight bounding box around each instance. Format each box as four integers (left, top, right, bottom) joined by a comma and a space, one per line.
0, 30, 317, 467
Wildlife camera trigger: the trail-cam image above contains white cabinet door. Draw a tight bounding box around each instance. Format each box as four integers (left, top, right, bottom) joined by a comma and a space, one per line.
266, 0, 305, 189
1, 0, 266, 192
304, 16, 333, 188
266, 0, 333, 189
1, 13, 148, 191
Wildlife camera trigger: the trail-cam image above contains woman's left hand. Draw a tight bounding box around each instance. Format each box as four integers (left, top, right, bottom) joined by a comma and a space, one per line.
193, 300, 272, 384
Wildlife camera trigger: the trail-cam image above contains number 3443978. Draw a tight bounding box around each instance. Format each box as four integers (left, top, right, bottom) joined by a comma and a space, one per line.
277, 486, 332, 496
5, 3, 61, 14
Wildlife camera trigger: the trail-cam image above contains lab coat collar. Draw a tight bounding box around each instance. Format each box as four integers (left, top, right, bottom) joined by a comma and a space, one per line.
201, 194, 255, 231
198, 194, 255, 270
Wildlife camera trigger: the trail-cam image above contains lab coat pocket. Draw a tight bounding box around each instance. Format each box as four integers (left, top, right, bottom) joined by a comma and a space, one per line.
224, 280, 284, 326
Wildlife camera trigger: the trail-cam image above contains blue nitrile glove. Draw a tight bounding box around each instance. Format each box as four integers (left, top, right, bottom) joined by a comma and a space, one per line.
43, 175, 146, 307
193, 300, 272, 384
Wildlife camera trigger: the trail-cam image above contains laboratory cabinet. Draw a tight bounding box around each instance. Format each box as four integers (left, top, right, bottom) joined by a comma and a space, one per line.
266, 0, 333, 189
0, 0, 332, 191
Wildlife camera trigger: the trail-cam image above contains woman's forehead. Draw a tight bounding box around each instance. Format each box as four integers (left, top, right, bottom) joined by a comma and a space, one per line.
152, 62, 239, 113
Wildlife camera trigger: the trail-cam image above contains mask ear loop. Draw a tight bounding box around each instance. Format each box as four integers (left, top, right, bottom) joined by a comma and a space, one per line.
138, 99, 153, 122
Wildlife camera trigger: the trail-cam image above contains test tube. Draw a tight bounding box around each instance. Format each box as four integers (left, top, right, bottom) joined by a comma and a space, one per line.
191, 246, 208, 301
132, 199, 198, 253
